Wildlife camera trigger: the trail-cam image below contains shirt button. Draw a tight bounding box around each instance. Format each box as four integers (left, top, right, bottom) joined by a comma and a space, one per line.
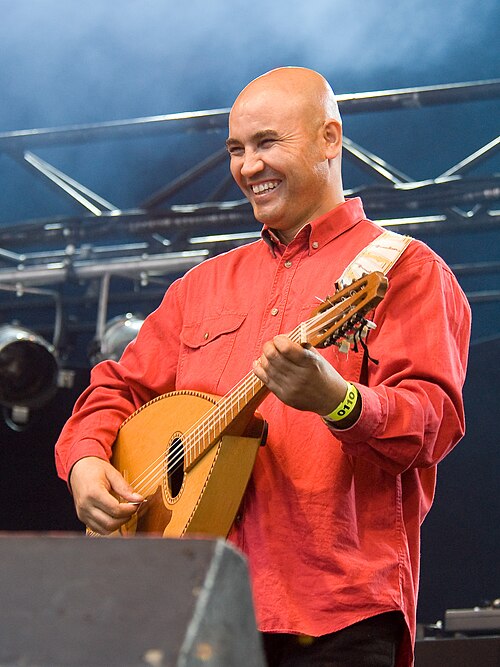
284, 260, 292, 268
271, 308, 279, 316
203, 332, 209, 340
312, 241, 319, 249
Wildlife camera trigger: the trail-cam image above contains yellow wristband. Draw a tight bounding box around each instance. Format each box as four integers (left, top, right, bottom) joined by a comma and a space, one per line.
323, 382, 359, 422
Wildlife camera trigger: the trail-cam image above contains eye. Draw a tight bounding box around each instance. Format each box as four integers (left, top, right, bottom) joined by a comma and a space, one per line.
260, 138, 276, 148
227, 145, 244, 157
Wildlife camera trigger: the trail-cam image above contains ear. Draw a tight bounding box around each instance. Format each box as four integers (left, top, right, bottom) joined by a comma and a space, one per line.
323, 119, 342, 159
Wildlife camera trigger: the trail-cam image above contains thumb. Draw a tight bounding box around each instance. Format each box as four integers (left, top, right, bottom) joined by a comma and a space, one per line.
106, 465, 144, 503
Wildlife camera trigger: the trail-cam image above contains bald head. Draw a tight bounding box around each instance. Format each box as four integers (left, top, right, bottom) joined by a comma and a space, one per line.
231, 67, 341, 127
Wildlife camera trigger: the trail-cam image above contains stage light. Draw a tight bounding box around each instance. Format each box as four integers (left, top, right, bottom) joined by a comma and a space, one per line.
0, 325, 59, 409
90, 313, 144, 365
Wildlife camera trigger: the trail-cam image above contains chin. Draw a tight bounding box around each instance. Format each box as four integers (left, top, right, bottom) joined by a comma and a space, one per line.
251, 205, 281, 227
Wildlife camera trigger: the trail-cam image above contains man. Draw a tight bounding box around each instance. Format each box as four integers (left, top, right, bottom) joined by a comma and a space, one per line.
55, 68, 471, 666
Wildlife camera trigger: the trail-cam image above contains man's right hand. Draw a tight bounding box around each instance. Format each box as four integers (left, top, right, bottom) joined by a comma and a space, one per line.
69, 456, 144, 535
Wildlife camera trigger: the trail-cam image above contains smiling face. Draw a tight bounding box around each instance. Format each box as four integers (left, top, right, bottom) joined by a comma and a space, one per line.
227, 68, 344, 243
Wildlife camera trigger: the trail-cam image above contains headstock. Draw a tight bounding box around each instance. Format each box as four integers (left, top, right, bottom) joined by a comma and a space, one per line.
302, 271, 388, 350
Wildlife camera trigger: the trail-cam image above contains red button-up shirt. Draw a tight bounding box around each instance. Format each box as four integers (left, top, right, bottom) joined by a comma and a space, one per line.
55, 198, 471, 666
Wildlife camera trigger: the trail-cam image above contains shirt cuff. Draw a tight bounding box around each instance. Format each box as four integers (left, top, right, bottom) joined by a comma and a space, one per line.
63, 438, 110, 485
325, 383, 382, 444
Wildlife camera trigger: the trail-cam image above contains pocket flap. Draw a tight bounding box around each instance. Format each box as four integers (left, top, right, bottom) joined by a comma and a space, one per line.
181, 312, 247, 349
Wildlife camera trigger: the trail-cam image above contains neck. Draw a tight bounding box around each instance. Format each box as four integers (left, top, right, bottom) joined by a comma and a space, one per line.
272, 196, 346, 245
274, 223, 308, 245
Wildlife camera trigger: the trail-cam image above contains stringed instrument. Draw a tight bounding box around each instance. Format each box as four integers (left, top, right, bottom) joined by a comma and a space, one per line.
88, 271, 388, 539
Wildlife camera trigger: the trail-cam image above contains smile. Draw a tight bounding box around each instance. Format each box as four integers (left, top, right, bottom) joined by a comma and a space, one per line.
251, 180, 280, 195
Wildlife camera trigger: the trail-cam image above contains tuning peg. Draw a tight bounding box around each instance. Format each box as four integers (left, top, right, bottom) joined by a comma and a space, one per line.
337, 340, 351, 355
361, 320, 377, 339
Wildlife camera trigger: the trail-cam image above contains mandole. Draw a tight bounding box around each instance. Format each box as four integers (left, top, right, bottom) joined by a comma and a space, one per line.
88, 271, 388, 539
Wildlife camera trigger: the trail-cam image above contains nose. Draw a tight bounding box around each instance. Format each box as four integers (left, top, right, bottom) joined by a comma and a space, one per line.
240, 150, 265, 179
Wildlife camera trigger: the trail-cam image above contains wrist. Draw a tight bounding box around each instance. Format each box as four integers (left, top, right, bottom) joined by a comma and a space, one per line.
322, 382, 361, 428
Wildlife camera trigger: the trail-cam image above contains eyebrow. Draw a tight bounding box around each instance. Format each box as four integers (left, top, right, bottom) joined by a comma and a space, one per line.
225, 129, 280, 149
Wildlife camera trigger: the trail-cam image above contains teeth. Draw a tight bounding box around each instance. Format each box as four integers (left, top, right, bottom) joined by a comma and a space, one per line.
251, 181, 279, 194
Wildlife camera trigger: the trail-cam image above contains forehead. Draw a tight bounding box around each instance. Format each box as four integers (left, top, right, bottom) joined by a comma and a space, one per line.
228, 91, 303, 141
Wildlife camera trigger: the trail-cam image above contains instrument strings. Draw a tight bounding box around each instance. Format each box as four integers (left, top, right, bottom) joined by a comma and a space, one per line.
127, 303, 340, 498
129, 366, 264, 496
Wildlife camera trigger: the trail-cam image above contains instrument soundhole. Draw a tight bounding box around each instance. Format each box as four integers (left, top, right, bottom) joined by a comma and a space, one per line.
167, 435, 185, 498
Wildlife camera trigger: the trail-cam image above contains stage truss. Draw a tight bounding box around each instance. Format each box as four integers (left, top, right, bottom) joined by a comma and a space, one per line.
0, 79, 498, 365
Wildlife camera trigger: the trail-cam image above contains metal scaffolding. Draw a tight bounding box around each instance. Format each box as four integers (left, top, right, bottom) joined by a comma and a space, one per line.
0, 78, 499, 365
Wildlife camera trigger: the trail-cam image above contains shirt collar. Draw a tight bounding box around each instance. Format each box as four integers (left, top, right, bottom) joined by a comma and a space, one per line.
261, 198, 367, 255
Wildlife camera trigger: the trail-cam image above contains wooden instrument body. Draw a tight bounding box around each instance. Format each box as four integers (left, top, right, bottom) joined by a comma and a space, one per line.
110, 390, 265, 539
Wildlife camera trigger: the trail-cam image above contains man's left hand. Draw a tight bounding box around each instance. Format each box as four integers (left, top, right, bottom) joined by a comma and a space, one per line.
252, 334, 348, 415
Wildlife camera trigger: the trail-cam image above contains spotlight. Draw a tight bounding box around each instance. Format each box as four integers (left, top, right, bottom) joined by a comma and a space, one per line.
0, 325, 59, 409
90, 313, 144, 365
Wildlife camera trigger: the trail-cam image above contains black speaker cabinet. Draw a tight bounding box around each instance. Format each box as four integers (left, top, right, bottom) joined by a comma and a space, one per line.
0, 534, 266, 666
415, 635, 500, 666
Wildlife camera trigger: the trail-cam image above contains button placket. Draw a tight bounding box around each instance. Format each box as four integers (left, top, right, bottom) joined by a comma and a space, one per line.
257, 243, 307, 352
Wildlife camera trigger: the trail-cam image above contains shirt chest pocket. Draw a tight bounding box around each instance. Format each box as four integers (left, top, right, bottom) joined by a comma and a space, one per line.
177, 312, 248, 394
